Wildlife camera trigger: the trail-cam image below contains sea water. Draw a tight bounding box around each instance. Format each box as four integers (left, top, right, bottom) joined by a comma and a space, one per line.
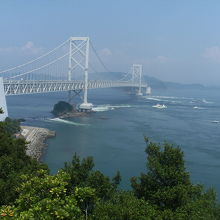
6, 88, 220, 198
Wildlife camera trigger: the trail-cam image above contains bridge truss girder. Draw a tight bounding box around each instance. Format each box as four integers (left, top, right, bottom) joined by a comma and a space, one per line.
4, 80, 147, 96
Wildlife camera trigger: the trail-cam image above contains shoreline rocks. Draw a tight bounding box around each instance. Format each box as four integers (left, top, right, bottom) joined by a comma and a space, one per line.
20, 126, 55, 161
58, 111, 89, 118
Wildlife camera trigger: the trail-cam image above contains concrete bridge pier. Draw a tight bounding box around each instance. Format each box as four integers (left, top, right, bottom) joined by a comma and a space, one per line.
0, 77, 8, 121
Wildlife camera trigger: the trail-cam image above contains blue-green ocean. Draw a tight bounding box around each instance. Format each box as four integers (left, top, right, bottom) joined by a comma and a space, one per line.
7, 88, 220, 198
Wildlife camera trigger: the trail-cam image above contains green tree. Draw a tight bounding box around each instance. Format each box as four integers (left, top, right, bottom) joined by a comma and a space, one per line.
0, 108, 3, 114
87, 171, 115, 200
2, 117, 20, 135
63, 154, 118, 200
74, 186, 97, 220
131, 139, 220, 219
0, 169, 97, 220
112, 170, 122, 186
0, 123, 47, 205
12, 170, 86, 219
63, 153, 94, 187
92, 191, 159, 220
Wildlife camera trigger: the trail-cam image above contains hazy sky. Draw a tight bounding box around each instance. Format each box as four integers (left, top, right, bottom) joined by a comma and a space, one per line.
1, 0, 220, 85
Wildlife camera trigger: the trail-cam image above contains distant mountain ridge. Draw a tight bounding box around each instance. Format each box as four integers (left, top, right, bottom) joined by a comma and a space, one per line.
37, 71, 215, 90
90, 72, 207, 90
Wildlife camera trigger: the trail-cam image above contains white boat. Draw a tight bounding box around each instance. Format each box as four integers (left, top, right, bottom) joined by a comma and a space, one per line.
152, 104, 167, 109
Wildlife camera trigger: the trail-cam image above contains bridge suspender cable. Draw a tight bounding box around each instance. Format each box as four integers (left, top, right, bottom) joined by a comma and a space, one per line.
90, 41, 111, 73
90, 41, 132, 82
118, 72, 131, 81
0, 39, 69, 74
1, 37, 133, 82
9, 53, 69, 79
7, 40, 86, 79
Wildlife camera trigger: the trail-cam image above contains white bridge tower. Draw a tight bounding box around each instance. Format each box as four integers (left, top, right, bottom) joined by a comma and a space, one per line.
132, 64, 143, 96
68, 37, 93, 111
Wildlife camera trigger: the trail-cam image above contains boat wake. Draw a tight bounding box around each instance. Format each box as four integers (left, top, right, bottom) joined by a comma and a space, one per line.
48, 118, 89, 126
92, 104, 132, 112
211, 120, 219, 123
193, 106, 206, 110
152, 104, 167, 109
144, 97, 162, 101
202, 98, 213, 104
144, 95, 214, 108
144, 95, 193, 104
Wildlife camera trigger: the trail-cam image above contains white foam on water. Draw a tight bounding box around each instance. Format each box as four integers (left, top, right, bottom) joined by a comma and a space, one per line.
211, 120, 219, 123
202, 98, 213, 104
170, 100, 182, 103
110, 104, 132, 108
153, 95, 177, 99
92, 104, 132, 112
144, 95, 193, 103
48, 118, 89, 126
144, 97, 162, 101
152, 104, 167, 109
92, 106, 112, 112
153, 95, 194, 100
193, 106, 206, 110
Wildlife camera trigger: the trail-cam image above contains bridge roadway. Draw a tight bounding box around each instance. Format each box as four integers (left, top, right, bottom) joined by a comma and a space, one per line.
3, 80, 147, 96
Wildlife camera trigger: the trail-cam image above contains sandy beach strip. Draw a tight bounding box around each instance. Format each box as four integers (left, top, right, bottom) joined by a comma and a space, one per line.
21, 126, 55, 161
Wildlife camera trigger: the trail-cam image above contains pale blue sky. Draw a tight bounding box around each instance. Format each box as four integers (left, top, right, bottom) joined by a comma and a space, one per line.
1, 0, 220, 85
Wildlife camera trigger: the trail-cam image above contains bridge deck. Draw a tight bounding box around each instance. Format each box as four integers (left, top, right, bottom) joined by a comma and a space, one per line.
3, 80, 147, 96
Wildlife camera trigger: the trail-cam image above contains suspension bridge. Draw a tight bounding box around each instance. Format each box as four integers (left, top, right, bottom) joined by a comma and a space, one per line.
0, 37, 149, 121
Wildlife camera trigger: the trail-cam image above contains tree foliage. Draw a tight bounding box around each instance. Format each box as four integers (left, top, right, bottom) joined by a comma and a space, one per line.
131, 139, 220, 219
0, 123, 220, 219
63, 153, 120, 200
91, 191, 159, 220
1, 117, 21, 135
13, 170, 92, 219
0, 121, 47, 206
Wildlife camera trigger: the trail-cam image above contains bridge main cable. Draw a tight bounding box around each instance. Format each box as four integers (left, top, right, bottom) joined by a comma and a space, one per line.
90, 41, 111, 73
5, 39, 86, 80
90, 41, 132, 82
0, 39, 69, 74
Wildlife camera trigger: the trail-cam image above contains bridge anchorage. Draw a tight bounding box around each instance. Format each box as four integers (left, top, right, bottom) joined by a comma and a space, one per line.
0, 36, 150, 120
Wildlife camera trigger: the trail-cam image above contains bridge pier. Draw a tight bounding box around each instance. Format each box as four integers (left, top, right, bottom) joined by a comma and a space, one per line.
137, 87, 143, 96
79, 103, 93, 112
0, 77, 8, 121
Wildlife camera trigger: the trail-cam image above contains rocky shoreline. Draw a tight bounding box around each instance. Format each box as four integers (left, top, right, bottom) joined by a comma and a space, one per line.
59, 111, 89, 118
21, 126, 55, 161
